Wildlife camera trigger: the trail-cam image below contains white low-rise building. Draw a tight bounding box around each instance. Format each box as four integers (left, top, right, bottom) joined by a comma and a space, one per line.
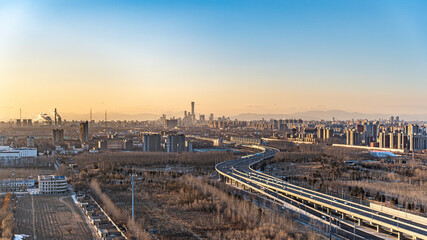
0, 179, 36, 191
17, 148, 37, 158
38, 175, 67, 194
0, 146, 37, 160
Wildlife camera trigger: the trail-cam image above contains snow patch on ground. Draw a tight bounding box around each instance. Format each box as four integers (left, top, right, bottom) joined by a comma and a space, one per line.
14, 234, 30, 240
71, 194, 78, 205
27, 188, 39, 195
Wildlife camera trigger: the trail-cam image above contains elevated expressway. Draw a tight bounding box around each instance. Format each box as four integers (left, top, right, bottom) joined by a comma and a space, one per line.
215, 146, 427, 240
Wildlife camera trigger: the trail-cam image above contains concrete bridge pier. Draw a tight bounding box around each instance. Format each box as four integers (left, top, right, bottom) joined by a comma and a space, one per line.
358, 219, 362, 226
341, 213, 345, 219
326, 208, 330, 214
376, 225, 381, 233
397, 232, 402, 240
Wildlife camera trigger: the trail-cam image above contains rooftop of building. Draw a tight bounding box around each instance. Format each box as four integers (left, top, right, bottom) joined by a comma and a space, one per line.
38, 175, 66, 180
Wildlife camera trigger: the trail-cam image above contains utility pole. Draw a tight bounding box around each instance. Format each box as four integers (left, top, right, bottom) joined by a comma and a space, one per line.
131, 172, 136, 222
12, 168, 15, 194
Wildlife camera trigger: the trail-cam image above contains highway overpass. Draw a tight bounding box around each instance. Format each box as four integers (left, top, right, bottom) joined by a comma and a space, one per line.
216, 146, 427, 240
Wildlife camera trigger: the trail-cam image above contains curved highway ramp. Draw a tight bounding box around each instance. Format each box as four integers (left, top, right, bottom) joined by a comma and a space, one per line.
216, 145, 427, 240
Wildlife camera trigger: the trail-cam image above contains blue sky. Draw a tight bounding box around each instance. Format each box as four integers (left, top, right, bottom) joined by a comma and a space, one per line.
1, 0, 427, 119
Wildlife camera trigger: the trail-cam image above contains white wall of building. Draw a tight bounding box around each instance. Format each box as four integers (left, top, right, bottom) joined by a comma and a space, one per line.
0, 146, 37, 160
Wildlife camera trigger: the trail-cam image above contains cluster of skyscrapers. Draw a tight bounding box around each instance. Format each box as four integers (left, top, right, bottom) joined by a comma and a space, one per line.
142, 133, 190, 153
161, 101, 211, 128
346, 117, 427, 152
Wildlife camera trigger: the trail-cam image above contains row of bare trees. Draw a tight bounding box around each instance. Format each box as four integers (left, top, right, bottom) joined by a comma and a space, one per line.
76, 151, 234, 171
180, 175, 317, 240
89, 179, 151, 240
0, 194, 13, 240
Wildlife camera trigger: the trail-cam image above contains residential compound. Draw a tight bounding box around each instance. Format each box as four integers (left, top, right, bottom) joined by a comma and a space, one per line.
345, 116, 427, 152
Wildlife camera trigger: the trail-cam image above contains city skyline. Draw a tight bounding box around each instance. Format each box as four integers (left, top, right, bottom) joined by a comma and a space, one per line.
5, 107, 427, 122
2, 1, 427, 120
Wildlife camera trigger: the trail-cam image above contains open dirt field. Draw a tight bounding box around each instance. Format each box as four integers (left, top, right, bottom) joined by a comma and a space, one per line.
14, 195, 95, 240
0, 168, 55, 179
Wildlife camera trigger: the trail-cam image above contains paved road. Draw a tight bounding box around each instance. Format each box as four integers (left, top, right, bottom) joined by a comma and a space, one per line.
216, 146, 427, 240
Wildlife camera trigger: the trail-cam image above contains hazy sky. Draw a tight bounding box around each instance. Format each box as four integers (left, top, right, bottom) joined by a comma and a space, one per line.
1, 0, 427, 120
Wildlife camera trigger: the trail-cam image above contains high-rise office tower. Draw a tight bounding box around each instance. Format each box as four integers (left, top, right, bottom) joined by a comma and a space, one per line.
124, 139, 133, 151
52, 129, 64, 145
317, 127, 324, 139
191, 101, 195, 120
27, 135, 35, 148
80, 121, 89, 143
325, 128, 333, 139
165, 119, 178, 128
98, 140, 107, 150
346, 129, 360, 145
166, 134, 186, 153
143, 134, 161, 152
54, 108, 58, 126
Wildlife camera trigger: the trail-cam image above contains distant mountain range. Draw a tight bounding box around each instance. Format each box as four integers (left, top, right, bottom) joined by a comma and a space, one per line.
231, 110, 427, 121
58, 110, 427, 122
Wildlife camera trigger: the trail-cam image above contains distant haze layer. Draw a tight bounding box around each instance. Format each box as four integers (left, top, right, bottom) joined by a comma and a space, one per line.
8, 110, 427, 122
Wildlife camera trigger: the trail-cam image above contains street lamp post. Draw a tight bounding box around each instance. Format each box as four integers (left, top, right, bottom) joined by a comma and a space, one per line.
131, 172, 137, 222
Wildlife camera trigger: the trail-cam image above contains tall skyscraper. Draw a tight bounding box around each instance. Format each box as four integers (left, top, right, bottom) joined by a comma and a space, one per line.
54, 108, 58, 126
165, 119, 178, 128
143, 134, 161, 152
191, 101, 195, 120
124, 139, 133, 151
317, 127, 324, 139
166, 134, 186, 153
80, 121, 89, 143
52, 129, 64, 145
27, 135, 35, 148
